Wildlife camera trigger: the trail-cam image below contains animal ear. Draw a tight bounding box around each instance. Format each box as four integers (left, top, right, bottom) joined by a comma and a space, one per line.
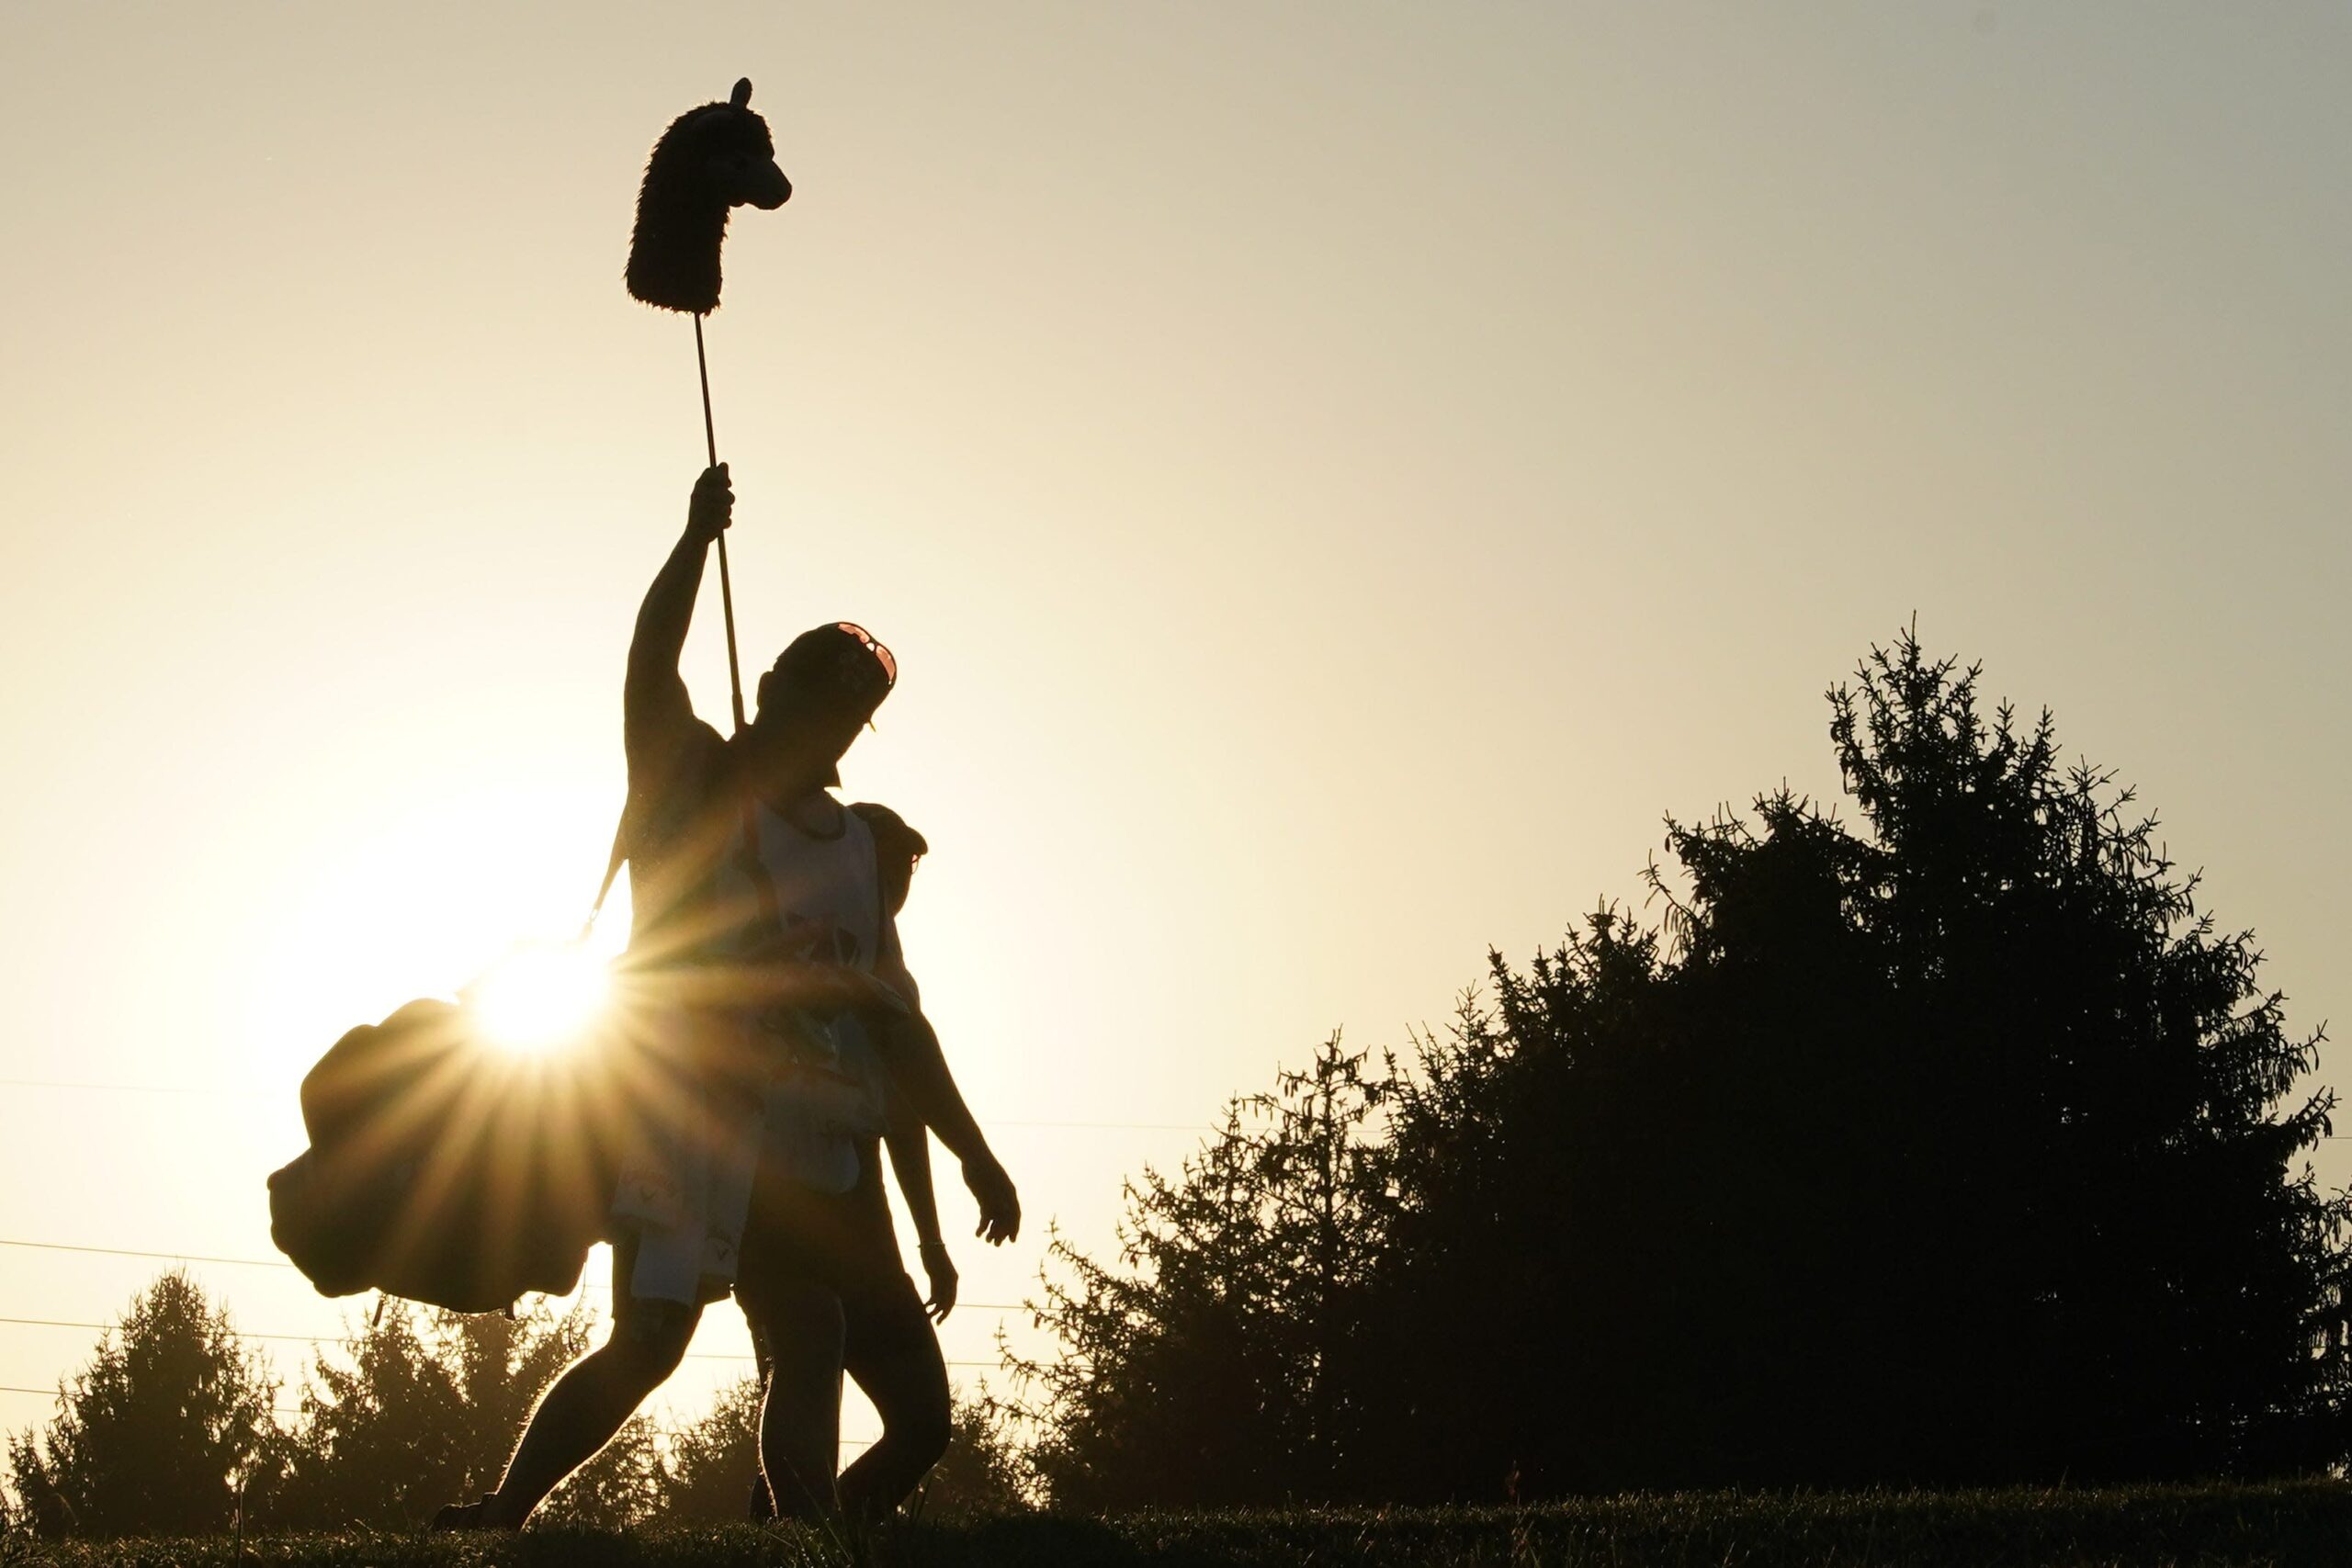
730, 78, 752, 109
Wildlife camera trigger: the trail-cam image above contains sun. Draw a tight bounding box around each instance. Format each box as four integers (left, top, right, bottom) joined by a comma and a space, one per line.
468, 942, 613, 1055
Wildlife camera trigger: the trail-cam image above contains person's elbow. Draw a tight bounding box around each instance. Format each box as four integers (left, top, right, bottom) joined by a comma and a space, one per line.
876, 959, 922, 1011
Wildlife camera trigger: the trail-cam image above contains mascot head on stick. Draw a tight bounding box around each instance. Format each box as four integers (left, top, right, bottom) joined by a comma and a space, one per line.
628, 77, 790, 732
628, 78, 789, 316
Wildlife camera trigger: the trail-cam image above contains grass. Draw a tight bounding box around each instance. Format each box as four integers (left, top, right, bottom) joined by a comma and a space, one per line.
4, 1482, 2346, 1568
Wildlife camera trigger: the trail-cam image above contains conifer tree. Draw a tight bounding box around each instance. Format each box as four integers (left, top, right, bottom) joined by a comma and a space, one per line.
5, 1272, 277, 1539
1011, 1035, 1391, 1507
256, 1297, 604, 1529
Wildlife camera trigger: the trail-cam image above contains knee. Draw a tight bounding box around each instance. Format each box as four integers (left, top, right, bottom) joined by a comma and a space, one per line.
899, 1395, 952, 1470
605, 1303, 694, 1387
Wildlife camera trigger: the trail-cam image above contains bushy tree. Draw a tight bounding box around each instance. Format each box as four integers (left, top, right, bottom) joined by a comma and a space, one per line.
1362, 635, 2348, 1493
646, 1375, 760, 1522
5, 1271, 277, 1539
1010, 1036, 1391, 1508
254, 1296, 600, 1529
535, 1412, 663, 1529
914, 1395, 1032, 1519
648, 1373, 1032, 1523
1015, 636, 2349, 1503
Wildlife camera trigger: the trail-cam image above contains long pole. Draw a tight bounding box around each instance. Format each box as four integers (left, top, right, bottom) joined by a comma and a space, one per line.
695, 312, 749, 734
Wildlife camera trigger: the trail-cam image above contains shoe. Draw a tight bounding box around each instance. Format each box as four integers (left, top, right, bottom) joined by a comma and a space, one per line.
432, 1494, 517, 1532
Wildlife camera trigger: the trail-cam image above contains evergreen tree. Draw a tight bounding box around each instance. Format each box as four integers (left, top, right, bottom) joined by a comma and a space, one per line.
255, 1296, 598, 1529
1011, 1035, 1391, 1507
1014, 635, 2349, 1502
534, 1412, 663, 1529
1363, 634, 2350, 1493
652, 1375, 1032, 1523
5, 1272, 277, 1539
915, 1395, 1033, 1519
646, 1375, 761, 1522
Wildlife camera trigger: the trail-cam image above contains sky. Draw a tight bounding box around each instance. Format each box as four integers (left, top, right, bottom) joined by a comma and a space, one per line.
2, 1, 2347, 1457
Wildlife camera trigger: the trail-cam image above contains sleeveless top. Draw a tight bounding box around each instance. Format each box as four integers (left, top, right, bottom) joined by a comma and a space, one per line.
611, 728, 900, 1301
720, 797, 892, 1193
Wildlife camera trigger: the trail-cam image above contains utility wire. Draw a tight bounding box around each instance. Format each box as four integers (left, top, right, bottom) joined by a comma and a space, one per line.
0, 1384, 304, 1416
0, 1313, 1024, 1348
4, 1077, 2341, 1139
0, 1248, 1025, 1316
0, 1237, 292, 1269
0, 1315, 1014, 1372
0, 1078, 1217, 1133
0, 1384, 867, 1443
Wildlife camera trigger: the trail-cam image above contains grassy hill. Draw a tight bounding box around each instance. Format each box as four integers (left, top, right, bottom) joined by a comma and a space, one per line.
5, 1482, 2346, 1567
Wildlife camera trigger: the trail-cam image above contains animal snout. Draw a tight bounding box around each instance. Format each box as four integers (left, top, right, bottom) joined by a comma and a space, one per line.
746, 163, 791, 209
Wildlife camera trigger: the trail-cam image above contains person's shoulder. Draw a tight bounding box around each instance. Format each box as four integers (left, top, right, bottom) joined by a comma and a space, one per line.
684, 716, 729, 763
848, 802, 929, 859
850, 802, 928, 916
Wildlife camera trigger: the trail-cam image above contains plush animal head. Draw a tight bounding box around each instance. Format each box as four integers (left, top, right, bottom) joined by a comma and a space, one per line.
627, 78, 791, 315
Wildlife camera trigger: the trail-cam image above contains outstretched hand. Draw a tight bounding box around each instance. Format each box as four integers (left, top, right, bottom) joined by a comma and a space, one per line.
918, 1240, 958, 1323
963, 1156, 1021, 1247
686, 463, 732, 544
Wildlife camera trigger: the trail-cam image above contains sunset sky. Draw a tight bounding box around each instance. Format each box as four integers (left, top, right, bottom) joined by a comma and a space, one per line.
3, 2, 2346, 1453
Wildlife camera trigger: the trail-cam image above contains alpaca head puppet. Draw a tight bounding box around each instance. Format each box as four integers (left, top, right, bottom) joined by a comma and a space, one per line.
627, 78, 791, 316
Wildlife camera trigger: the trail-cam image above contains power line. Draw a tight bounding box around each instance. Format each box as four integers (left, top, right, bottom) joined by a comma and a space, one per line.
0, 1314, 1021, 1371
0, 1381, 877, 1447
0, 1238, 1035, 1308
0, 1237, 292, 1269
8, 1077, 2346, 1140
0, 1385, 304, 1416
0, 1077, 1217, 1133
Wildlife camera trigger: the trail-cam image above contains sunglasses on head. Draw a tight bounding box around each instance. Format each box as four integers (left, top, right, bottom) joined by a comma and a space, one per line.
834, 622, 897, 691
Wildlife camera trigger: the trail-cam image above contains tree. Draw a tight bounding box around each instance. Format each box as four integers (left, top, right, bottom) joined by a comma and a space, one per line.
1360, 634, 2350, 1493
653, 1375, 762, 1522
5, 1271, 277, 1539
912, 1395, 1032, 1519
254, 1296, 604, 1530
1013, 635, 2349, 1503
1009, 1035, 1392, 1508
649, 1374, 1032, 1523
534, 1411, 664, 1529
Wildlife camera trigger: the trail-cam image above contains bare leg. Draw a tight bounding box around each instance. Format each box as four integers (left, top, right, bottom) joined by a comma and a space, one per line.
838, 1280, 950, 1522
753, 1280, 846, 1523
439, 1241, 697, 1531
744, 1315, 777, 1520
487, 1302, 695, 1524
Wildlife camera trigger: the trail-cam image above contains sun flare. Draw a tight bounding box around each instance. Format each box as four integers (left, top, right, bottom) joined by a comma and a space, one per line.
469, 942, 612, 1055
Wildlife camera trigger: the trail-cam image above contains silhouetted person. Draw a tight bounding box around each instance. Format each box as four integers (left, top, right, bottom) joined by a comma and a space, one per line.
435, 465, 1017, 1530
744, 807, 963, 1522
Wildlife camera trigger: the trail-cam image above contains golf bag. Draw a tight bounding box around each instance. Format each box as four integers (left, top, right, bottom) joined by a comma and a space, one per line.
266, 996, 625, 1314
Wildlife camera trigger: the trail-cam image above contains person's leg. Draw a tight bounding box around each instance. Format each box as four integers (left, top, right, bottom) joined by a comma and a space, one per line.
439, 1242, 698, 1529
836, 1277, 951, 1522
744, 1314, 776, 1520
749, 1280, 847, 1522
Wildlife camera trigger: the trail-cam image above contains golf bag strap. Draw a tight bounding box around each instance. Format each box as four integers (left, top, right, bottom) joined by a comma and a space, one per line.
578, 770, 792, 952
729, 792, 790, 953
580, 810, 629, 943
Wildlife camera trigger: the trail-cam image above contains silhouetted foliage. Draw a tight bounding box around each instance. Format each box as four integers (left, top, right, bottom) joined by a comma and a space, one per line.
248, 1295, 663, 1531
535, 1411, 665, 1529
5, 1272, 277, 1540
1017, 636, 2350, 1504
651, 1375, 763, 1523
1010, 1038, 1391, 1508
606, 1371, 1031, 1524
917, 1395, 1034, 1519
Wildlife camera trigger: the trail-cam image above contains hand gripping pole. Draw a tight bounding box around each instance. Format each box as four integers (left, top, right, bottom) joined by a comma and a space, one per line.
695, 313, 749, 735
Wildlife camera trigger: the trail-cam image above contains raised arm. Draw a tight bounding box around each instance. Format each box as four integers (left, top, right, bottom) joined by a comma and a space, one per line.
625, 464, 732, 756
